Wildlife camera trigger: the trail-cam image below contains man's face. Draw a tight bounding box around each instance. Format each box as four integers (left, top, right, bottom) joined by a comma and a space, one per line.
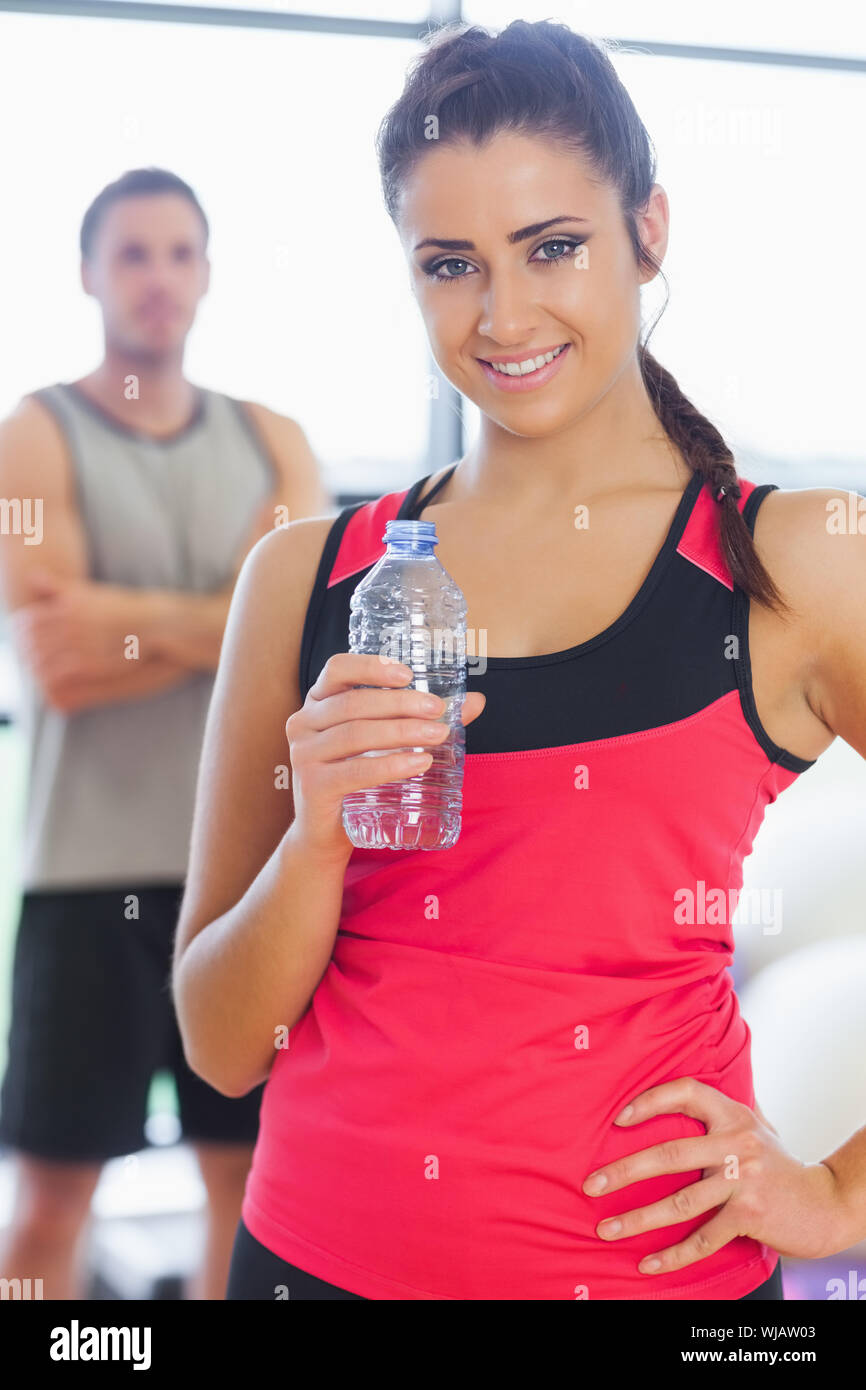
81, 193, 210, 361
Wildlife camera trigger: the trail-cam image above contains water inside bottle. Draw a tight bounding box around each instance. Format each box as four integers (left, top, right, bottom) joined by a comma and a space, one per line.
341, 519, 467, 851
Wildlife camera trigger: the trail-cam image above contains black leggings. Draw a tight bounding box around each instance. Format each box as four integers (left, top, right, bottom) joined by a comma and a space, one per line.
225, 1219, 783, 1301
227, 1221, 365, 1300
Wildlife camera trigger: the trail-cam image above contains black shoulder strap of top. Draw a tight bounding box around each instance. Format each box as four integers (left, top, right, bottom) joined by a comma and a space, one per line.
404, 463, 458, 520
730, 481, 815, 773
298, 499, 366, 702
741, 482, 779, 536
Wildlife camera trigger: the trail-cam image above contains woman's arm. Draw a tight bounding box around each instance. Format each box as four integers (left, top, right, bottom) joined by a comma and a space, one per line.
175, 818, 353, 1098
172, 514, 351, 1097
173, 502, 486, 1099
791, 488, 866, 1241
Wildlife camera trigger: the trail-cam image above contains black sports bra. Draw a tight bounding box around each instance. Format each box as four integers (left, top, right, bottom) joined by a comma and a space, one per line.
298, 466, 814, 768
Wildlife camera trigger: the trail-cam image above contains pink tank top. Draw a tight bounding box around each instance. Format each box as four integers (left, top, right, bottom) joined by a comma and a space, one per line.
241, 469, 813, 1298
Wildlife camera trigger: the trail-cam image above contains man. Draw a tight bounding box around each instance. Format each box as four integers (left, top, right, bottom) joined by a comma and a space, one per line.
0, 167, 332, 1298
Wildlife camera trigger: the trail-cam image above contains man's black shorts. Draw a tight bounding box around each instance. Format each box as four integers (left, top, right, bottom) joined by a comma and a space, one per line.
0, 883, 264, 1162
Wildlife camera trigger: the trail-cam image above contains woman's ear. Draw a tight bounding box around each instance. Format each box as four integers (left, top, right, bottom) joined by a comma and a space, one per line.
636, 183, 670, 285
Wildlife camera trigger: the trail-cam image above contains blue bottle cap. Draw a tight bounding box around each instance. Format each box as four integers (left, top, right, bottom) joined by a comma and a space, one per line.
382, 520, 439, 545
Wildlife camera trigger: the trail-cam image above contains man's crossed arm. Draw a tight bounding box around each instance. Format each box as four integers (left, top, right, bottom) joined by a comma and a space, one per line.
0, 396, 333, 714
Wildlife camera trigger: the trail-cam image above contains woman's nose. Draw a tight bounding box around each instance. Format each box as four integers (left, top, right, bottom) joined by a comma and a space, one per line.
477, 275, 539, 345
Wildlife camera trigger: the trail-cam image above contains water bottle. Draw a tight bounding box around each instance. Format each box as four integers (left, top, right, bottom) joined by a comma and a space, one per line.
342, 518, 467, 851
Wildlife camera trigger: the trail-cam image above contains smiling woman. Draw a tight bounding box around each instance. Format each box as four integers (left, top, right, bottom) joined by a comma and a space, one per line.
477, 338, 571, 390
170, 17, 866, 1302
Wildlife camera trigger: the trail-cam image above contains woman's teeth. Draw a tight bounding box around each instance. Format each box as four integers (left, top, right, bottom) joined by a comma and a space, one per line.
487, 344, 567, 376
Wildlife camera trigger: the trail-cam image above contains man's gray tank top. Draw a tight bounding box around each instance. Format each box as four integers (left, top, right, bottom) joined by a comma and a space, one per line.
17, 381, 277, 891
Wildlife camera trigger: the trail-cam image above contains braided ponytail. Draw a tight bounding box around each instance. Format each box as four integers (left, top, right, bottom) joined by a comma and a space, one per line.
638, 342, 790, 614
377, 18, 791, 615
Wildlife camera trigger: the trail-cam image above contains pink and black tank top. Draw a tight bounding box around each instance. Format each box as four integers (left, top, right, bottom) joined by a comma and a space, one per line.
242, 466, 814, 1300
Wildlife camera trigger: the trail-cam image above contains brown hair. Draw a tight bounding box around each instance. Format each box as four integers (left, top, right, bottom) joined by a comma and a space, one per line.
377, 19, 788, 613
80, 167, 209, 262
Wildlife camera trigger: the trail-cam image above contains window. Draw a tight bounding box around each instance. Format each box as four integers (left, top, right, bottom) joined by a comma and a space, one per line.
0, 12, 431, 498
466, 44, 866, 489
107, 0, 428, 16
464, 1, 866, 63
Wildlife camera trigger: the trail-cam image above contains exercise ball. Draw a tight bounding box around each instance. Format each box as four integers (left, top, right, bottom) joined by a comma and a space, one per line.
739, 937, 866, 1169
734, 737, 866, 978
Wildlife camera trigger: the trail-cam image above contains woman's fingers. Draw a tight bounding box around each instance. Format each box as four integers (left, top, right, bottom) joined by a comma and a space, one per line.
295, 695, 485, 766
460, 690, 486, 724
287, 652, 487, 849
304, 715, 451, 766
302, 653, 486, 734
307, 652, 414, 703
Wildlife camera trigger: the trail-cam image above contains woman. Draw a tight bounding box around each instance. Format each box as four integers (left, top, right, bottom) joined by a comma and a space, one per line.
173, 20, 865, 1300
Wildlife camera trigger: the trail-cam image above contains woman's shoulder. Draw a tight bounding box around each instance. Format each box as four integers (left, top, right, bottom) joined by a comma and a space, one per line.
748, 480, 866, 638
250, 510, 339, 570
243, 464, 461, 598
749, 481, 863, 567
234, 513, 339, 647
753, 481, 866, 753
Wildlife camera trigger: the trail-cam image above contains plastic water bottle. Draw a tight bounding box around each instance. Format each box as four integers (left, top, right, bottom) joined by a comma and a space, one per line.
342, 518, 467, 851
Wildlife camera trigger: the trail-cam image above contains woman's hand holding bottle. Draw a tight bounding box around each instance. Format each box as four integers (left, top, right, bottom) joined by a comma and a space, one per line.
285, 653, 486, 864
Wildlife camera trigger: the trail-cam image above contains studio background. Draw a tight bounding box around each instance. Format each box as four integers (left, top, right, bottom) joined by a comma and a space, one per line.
0, 0, 863, 1300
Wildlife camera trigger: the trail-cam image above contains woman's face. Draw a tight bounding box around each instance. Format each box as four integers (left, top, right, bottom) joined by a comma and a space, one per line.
397, 130, 668, 437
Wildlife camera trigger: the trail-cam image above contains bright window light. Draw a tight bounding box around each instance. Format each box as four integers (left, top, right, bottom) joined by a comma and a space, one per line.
464, 1, 866, 62
0, 13, 431, 498
467, 46, 866, 488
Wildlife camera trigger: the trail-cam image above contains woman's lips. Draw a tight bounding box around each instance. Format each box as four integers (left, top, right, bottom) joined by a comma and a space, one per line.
476, 342, 571, 393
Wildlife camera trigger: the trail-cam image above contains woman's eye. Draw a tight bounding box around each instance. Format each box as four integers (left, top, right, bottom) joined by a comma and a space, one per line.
424, 257, 474, 283
532, 237, 585, 264
422, 237, 586, 283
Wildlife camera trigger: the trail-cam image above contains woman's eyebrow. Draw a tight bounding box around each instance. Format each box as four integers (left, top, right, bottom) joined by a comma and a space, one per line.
413, 215, 589, 253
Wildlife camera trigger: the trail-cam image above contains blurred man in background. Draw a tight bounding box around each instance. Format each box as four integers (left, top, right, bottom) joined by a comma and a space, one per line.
0, 167, 332, 1298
